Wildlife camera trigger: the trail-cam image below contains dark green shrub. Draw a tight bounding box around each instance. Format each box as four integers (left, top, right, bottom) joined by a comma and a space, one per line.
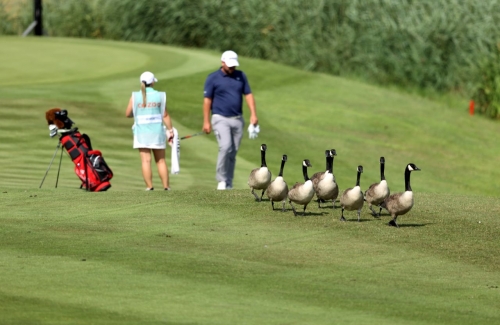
3, 0, 500, 118
0, 0, 33, 35
472, 44, 500, 119
44, 0, 104, 38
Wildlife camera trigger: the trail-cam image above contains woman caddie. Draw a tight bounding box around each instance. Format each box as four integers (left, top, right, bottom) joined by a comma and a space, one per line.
126, 71, 174, 190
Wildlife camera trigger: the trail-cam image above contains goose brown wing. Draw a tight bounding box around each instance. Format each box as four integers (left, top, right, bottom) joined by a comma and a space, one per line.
365, 182, 379, 200
310, 171, 324, 189
290, 182, 304, 191
310, 171, 325, 181
381, 192, 402, 211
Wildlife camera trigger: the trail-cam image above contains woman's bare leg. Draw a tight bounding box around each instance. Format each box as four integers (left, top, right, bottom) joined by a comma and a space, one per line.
153, 149, 169, 189
139, 148, 153, 189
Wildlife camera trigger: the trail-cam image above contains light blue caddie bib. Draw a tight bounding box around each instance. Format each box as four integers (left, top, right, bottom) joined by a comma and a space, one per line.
132, 88, 167, 145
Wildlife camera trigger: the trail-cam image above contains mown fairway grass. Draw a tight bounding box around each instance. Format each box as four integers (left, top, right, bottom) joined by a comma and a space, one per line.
1, 189, 499, 324
0, 36, 499, 324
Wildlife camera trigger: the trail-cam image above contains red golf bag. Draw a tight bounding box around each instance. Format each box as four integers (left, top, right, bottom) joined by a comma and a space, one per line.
60, 129, 113, 192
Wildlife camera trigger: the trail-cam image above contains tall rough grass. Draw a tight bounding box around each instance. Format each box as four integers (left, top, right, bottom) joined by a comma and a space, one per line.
1, 0, 500, 117
43, 0, 105, 38
472, 44, 500, 119
0, 0, 32, 35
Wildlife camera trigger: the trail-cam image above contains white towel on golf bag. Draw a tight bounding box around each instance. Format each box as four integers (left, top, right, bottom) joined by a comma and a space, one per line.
167, 128, 180, 174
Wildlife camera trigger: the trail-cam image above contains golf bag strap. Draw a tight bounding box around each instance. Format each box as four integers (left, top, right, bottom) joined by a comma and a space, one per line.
82, 133, 92, 150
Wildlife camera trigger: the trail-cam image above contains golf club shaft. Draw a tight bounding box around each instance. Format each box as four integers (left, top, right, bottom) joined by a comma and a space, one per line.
180, 132, 206, 140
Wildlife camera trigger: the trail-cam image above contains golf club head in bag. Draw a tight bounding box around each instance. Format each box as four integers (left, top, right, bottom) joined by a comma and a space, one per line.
46, 108, 75, 137
54, 109, 74, 129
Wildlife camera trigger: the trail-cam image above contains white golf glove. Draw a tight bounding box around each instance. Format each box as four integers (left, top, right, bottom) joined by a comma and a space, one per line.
247, 124, 260, 139
49, 124, 58, 137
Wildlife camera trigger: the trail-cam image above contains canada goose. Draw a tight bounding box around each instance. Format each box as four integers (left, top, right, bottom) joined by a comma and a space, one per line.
248, 144, 272, 201
364, 156, 390, 217
266, 155, 289, 211
288, 159, 314, 216
311, 149, 339, 208
340, 165, 364, 222
380, 163, 421, 228
310, 150, 330, 206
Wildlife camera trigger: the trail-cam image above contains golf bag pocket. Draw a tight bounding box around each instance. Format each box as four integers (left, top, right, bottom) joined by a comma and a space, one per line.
87, 150, 113, 185
60, 131, 113, 192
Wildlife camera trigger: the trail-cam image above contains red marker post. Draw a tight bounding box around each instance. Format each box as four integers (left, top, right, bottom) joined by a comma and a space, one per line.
469, 100, 475, 116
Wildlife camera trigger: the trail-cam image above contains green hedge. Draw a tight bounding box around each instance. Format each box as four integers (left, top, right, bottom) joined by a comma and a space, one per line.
0, 0, 32, 35
2, 0, 500, 117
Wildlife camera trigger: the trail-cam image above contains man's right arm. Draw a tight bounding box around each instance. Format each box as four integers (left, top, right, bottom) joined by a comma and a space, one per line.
245, 93, 258, 126
202, 75, 214, 134
202, 97, 212, 134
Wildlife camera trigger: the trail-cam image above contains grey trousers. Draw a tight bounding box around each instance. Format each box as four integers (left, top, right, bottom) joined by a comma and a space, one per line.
212, 114, 244, 187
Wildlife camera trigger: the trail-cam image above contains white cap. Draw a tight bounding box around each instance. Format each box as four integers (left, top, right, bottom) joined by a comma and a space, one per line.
221, 50, 239, 67
140, 71, 158, 84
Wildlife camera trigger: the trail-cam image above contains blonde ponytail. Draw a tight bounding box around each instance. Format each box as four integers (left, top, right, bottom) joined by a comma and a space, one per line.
141, 81, 147, 107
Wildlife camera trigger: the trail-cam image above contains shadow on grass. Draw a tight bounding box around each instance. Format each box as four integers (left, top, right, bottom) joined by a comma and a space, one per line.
396, 223, 433, 228
338, 218, 379, 223
284, 211, 328, 217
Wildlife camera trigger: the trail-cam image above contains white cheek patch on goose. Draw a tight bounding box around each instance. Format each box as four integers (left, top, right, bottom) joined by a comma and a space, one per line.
408, 165, 414, 171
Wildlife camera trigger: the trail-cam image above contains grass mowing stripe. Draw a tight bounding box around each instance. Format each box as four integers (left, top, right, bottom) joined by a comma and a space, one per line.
0, 38, 149, 86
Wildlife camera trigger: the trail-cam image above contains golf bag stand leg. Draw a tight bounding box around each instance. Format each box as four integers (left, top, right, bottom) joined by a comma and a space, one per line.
55, 140, 64, 188
39, 141, 62, 188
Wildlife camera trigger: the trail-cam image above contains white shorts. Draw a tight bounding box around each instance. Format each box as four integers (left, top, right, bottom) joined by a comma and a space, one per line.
133, 137, 166, 149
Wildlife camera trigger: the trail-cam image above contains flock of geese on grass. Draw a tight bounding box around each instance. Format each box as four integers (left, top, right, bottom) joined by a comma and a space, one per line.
247, 144, 421, 228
